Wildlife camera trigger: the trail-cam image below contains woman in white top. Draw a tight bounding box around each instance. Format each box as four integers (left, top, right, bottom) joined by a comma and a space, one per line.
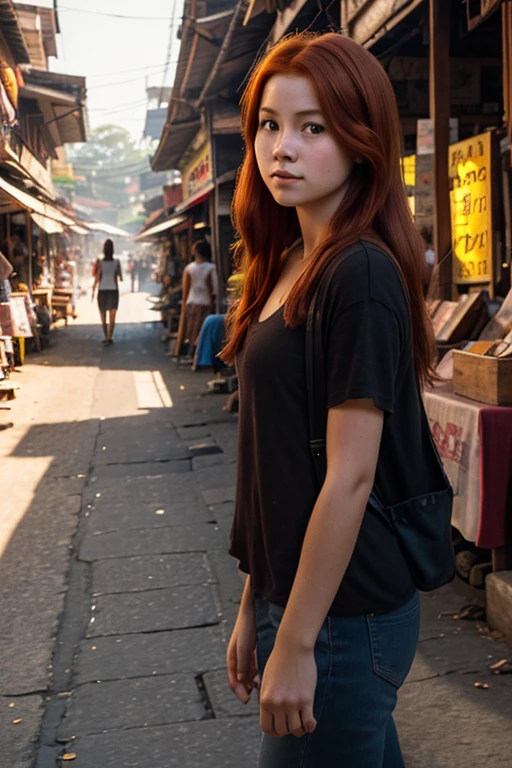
182, 240, 218, 356
92, 239, 122, 345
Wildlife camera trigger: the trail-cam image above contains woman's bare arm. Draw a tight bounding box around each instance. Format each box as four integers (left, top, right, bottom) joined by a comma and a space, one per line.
276, 398, 383, 649
258, 399, 383, 737
182, 268, 191, 304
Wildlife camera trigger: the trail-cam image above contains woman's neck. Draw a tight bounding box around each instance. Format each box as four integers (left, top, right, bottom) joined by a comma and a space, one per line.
296, 208, 330, 262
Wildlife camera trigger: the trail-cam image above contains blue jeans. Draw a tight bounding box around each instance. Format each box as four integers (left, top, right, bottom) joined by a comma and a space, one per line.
255, 591, 420, 768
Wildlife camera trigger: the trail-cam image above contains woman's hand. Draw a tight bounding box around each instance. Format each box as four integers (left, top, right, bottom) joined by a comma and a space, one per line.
259, 637, 317, 738
227, 601, 259, 704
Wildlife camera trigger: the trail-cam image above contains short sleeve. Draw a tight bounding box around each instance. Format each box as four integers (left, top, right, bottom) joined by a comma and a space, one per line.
325, 299, 401, 416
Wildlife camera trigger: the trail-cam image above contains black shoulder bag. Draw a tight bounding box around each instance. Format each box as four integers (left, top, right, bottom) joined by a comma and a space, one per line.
305, 260, 455, 592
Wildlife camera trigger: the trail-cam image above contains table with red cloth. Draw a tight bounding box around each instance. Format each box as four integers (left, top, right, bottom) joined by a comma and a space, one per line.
423, 382, 512, 563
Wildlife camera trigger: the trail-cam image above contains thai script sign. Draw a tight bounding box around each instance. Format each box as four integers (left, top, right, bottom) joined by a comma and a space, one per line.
182, 143, 212, 203
449, 131, 493, 285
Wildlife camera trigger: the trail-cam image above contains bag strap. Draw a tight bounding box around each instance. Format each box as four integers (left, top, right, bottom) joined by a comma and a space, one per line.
305, 245, 450, 499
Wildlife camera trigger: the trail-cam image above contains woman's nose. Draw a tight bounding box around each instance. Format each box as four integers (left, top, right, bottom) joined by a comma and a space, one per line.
273, 132, 297, 162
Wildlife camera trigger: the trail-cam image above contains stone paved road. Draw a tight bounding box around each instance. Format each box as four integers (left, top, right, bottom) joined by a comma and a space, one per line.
0, 287, 511, 768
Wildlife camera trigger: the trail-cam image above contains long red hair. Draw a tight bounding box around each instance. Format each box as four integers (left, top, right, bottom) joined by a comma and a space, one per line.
221, 32, 435, 383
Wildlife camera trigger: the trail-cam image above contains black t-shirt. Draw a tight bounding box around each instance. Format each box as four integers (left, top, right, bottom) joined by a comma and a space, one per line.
230, 241, 443, 616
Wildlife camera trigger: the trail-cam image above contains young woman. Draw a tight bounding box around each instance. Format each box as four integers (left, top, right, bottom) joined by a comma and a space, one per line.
223, 32, 445, 767
92, 239, 122, 345
181, 240, 218, 358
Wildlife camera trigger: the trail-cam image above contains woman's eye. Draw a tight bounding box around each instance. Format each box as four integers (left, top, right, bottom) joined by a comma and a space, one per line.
305, 123, 324, 135
259, 118, 278, 131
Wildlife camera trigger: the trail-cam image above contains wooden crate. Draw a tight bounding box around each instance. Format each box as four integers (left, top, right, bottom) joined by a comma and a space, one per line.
453, 350, 512, 406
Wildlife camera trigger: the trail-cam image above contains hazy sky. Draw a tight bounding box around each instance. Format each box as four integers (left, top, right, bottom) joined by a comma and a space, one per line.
30, 1, 185, 141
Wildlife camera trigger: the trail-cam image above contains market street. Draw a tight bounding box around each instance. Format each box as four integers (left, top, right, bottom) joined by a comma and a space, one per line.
1, 288, 511, 768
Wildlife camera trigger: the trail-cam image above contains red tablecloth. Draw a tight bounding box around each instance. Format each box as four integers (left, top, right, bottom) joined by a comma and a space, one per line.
424, 382, 512, 549
478, 405, 512, 549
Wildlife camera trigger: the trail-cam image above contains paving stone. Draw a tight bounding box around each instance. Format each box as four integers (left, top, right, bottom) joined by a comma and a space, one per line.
203, 669, 260, 718
92, 459, 191, 478
208, 501, 235, 521
207, 550, 244, 608
176, 426, 213, 440
58, 674, 206, 740
0, 695, 44, 768
407, 631, 506, 683
196, 464, 237, 491
418, 586, 478, 641
67, 717, 261, 767
396, 672, 512, 767
202, 486, 236, 506
11, 420, 99, 477
79, 522, 222, 561
85, 500, 213, 535
92, 553, 214, 595
86, 473, 200, 506
89, 585, 220, 636
192, 454, 233, 470
75, 627, 227, 685
94, 442, 190, 465
0, 485, 81, 694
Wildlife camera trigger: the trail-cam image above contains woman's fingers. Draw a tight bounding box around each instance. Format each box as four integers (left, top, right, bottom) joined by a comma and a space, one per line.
227, 639, 253, 704
286, 711, 306, 738
300, 702, 317, 734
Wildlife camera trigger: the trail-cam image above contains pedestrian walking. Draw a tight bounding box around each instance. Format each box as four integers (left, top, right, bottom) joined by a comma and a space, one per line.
222, 32, 453, 767
128, 256, 139, 293
92, 239, 122, 345
181, 240, 218, 358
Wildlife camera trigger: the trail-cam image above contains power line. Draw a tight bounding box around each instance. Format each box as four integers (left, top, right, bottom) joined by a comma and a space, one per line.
58, 6, 173, 20
88, 69, 168, 90
160, 0, 179, 107
88, 99, 147, 113
87, 63, 170, 79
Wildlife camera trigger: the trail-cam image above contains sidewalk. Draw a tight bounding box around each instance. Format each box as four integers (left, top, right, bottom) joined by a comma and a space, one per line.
0, 290, 511, 767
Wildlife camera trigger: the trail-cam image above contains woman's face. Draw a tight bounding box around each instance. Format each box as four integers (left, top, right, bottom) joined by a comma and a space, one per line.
254, 74, 355, 217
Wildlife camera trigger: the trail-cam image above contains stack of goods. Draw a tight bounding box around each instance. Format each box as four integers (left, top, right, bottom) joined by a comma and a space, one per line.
429, 291, 489, 346
433, 288, 512, 405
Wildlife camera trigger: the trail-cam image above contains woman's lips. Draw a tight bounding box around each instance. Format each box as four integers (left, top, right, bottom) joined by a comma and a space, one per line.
271, 172, 302, 183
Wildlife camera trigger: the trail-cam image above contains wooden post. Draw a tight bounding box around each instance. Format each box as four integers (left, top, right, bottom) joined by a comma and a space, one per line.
430, 0, 452, 299
25, 210, 33, 293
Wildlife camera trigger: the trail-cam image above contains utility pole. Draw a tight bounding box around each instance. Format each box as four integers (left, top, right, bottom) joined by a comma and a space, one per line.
430, 0, 453, 299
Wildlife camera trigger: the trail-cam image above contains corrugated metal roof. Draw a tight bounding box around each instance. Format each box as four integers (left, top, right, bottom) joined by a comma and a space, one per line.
0, 0, 30, 63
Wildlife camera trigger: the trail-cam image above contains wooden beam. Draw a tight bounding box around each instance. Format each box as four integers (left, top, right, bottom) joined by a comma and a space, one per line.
25, 210, 33, 294
430, 0, 452, 299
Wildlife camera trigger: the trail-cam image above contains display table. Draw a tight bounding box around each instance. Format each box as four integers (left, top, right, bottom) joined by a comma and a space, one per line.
424, 381, 512, 569
32, 287, 53, 309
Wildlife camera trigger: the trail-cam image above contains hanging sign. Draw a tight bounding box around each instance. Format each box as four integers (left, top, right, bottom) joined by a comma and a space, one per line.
449, 131, 493, 285
181, 143, 213, 204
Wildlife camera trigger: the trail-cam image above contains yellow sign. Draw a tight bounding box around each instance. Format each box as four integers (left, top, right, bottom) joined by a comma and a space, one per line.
182, 143, 212, 203
400, 155, 416, 218
400, 155, 416, 189
449, 131, 492, 285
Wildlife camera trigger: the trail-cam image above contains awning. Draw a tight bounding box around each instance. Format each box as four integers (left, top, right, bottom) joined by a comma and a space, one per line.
0, 0, 30, 63
0, 174, 76, 226
175, 182, 214, 214
69, 223, 90, 236
31, 213, 64, 234
134, 215, 187, 241
83, 221, 132, 238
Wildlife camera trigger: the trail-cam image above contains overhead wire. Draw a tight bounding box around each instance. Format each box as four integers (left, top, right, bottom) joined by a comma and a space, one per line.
159, 0, 179, 107
58, 6, 173, 21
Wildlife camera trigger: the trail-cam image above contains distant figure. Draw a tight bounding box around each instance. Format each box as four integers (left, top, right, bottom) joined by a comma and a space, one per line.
182, 241, 218, 357
128, 256, 139, 293
8, 231, 28, 287
92, 239, 122, 345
